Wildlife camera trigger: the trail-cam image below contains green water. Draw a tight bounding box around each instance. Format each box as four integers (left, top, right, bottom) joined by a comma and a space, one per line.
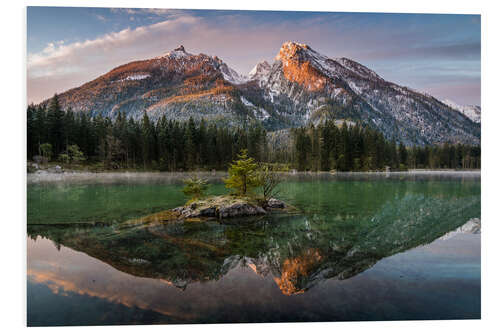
27, 173, 481, 325
27, 173, 480, 225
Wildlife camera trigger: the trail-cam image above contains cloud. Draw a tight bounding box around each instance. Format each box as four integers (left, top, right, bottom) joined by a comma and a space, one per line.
28, 15, 199, 77
26, 12, 296, 103
362, 42, 481, 61
95, 14, 107, 22
27, 11, 481, 105
109, 7, 183, 17
27, 15, 202, 102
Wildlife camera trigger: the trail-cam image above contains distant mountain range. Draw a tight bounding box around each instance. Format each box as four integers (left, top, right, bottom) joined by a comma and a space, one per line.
40, 42, 480, 146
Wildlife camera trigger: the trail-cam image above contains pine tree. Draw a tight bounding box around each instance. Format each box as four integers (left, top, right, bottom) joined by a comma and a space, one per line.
185, 117, 197, 170
46, 94, 65, 155
398, 143, 408, 169
27, 104, 36, 159
224, 149, 262, 196
141, 111, 155, 168
34, 105, 47, 156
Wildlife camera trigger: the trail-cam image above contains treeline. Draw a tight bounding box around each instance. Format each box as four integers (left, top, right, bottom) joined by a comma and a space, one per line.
292, 120, 481, 171
27, 95, 267, 171
27, 94, 480, 171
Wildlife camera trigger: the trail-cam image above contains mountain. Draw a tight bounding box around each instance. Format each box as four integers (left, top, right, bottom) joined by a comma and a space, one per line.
250, 42, 479, 145
48, 45, 251, 126
248, 60, 271, 81
442, 99, 481, 123
42, 42, 480, 146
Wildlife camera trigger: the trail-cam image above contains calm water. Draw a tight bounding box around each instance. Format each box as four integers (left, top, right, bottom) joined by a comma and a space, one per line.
27, 172, 481, 325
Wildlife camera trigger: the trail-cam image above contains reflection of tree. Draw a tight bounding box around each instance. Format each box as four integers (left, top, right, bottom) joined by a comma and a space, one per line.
28, 192, 480, 295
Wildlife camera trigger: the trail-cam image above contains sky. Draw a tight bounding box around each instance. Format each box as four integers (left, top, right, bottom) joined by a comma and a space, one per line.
27, 7, 481, 105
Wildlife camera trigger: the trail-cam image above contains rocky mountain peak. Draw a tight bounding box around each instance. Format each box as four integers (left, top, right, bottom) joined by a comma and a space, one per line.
273, 42, 329, 92
276, 41, 312, 61
44, 41, 480, 146
159, 45, 192, 59
249, 60, 271, 81
174, 45, 185, 52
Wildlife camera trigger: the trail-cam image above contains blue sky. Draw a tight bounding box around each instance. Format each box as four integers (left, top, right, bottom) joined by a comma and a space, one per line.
27, 7, 481, 105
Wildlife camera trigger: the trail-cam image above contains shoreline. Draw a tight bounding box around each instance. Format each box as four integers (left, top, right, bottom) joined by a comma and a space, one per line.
27, 169, 481, 184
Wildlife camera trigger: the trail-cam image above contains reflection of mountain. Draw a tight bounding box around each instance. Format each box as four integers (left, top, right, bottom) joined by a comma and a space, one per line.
28, 192, 480, 295
439, 218, 480, 241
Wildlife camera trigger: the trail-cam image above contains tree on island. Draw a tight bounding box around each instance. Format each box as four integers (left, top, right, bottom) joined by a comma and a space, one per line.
224, 149, 262, 196
258, 164, 283, 201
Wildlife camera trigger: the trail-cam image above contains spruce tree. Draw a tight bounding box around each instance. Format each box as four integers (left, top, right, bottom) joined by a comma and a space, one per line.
46, 94, 65, 155
224, 149, 262, 196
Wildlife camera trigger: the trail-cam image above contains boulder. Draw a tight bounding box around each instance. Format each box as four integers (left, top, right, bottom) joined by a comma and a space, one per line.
200, 207, 216, 217
172, 206, 194, 217
171, 206, 184, 213
218, 203, 267, 219
152, 195, 288, 224
33, 155, 46, 164
267, 198, 286, 209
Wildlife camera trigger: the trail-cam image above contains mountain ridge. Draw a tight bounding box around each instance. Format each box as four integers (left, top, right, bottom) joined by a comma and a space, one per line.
37, 42, 480, 146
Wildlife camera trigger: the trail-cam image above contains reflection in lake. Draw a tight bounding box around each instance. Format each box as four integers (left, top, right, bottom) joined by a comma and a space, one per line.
27, 174, 480, 325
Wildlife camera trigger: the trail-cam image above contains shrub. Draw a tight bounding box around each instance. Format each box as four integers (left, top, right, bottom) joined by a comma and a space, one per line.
258, 163, 283, 201
67, 144, 85, 163
39, 143, 52, 162
58, 153, 70, 164
182, 175, 208, 202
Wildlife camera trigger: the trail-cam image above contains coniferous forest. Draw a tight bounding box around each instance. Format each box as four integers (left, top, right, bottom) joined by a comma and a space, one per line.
27, 95, 481, 172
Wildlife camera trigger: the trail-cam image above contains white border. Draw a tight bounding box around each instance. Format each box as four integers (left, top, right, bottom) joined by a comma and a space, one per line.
2, 0, 499, 332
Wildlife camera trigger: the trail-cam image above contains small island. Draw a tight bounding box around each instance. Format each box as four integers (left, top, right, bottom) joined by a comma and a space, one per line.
127, 150, 292, 225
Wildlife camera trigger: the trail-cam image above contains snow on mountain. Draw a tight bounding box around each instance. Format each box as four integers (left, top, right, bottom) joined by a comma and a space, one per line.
218, 60, 248, 85
254, 41, 480, 145
44, 42, 480, 146
249, 60, 271, 82
156, 45, 246, 85
157, 45, 192, 59
442, 99, 481, 123
124, 74, 150, 81
240, 96, 270, 120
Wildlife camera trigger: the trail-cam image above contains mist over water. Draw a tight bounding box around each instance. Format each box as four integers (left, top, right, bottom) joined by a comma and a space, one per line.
27, 173, 480, 325
27, 170, 480, 185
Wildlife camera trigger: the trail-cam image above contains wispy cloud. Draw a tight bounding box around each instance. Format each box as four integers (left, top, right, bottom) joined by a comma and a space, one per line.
28, 15, 199, 77
109, 8, 184, 18
27, 15, 202, 102
27, 10, 481, 105
95, 14, 107, 22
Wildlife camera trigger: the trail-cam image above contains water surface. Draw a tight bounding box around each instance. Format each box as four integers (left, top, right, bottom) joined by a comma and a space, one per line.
27, 172, 481, 325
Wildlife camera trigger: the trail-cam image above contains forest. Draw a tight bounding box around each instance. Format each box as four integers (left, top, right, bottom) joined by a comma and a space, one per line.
27, 94, 481, 172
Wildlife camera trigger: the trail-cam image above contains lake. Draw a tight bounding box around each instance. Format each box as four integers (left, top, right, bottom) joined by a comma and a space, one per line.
27, 172, 481, 325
